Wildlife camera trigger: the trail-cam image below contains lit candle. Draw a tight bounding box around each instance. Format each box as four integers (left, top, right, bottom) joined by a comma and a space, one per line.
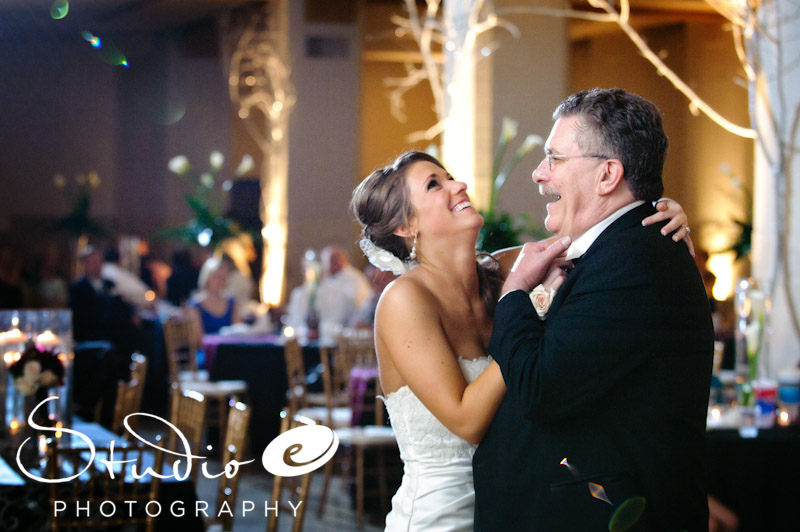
778, 408, 791, 427
3, 351, 18, 366
55, 421, 63, 439
1, 328, 28, 344
38, 434, 47, 456
9, 418, 19, 435
35, 330, 60, 348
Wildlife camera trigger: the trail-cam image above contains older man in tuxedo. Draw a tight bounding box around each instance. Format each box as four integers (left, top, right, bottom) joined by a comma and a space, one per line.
473, 89, 714, 531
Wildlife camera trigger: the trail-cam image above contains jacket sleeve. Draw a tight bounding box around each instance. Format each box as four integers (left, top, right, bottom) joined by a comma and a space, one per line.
488, 264, 666, 420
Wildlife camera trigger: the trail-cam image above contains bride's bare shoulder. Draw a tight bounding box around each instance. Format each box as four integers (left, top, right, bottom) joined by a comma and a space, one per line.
376, 274, 436, 317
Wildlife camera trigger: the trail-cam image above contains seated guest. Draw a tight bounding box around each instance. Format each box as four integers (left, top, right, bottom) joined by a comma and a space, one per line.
284, 249, 321, 332
188, 257, 240, 334
101, 247, 154, 310
314, 245, 370, 331
69, 246, 141, 348
166, 248, 200, 306
349, 264, 395, 328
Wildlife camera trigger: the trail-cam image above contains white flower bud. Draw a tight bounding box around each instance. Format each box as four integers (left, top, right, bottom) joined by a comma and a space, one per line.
501, 117, 518, 143
168, 155, 190, 174
209, 151, 225, 170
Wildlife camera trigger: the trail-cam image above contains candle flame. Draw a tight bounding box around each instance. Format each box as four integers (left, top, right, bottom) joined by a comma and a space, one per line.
35, 330, 60, 347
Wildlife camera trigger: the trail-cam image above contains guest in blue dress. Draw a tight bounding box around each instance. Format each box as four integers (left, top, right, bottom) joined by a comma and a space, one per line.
187, 257, 240, 335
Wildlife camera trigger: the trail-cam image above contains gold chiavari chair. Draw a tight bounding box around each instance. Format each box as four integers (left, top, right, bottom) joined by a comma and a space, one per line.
317, 378, 396, 528
163, 314, 248, 448
166, 385, 207, 483
47, 441, 165, 532
267, 411, 314, 532
205, 400, 252, 532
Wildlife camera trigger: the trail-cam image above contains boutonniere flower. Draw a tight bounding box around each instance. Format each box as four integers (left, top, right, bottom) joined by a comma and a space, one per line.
530, 284, 556, 320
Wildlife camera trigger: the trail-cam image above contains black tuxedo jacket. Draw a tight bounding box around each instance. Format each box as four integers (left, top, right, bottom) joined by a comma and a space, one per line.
474, 203, 714, 531
69, 276, 134, 343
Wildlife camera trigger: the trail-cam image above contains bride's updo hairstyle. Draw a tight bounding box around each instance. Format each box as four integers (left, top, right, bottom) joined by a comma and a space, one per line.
351, 151, 504, 315
351, 150, 437, 261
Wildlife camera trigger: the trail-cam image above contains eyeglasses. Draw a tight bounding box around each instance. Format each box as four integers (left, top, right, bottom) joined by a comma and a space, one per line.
544, 153, 610, 171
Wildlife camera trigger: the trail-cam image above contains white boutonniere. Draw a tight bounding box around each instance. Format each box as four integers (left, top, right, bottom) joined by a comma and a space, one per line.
530, 284, 555, 320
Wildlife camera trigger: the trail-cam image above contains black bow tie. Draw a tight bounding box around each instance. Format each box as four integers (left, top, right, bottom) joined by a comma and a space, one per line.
563, 257, 581, 275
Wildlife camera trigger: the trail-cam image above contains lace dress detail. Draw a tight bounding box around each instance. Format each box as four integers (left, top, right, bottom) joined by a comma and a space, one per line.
383, 356, 492, 531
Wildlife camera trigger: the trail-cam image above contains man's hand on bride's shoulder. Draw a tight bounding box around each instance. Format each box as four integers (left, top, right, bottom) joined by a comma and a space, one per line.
501, 236, 571, 298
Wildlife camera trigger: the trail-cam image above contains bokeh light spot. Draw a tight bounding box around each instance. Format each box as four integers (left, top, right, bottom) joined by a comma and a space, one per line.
81, 31, 101, 48
608, 496, 646, 532
50, 0, 69, 20
588, 482, 612, 506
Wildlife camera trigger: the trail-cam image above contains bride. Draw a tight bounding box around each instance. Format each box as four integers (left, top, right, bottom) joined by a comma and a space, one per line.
350, 150, 690, 531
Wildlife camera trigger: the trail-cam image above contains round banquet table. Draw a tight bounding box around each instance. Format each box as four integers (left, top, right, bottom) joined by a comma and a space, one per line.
202, 334, 321, 454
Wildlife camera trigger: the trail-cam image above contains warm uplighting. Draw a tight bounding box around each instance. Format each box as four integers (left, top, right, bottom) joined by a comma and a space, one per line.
261, 216, 287, 306
708, 252, 736, 301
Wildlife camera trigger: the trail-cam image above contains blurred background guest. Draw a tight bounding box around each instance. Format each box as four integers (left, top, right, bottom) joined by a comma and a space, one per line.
166, 248, 200, 307
314, 244, 370, 337
102, 247, 154, 311
284, 249, 321, 334
349, 263, 395, 329
188, 256, 240, 335
69, 246, 143, 351
219, 235, 258, 309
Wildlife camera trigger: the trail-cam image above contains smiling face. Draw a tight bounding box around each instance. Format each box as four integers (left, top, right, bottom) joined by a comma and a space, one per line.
533, 115, 609, 239
403, 160, 483, 242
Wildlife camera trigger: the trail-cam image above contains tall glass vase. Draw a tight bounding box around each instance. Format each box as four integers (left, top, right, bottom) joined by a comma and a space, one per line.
0, 309, 74, 441
733, 278, 771, 406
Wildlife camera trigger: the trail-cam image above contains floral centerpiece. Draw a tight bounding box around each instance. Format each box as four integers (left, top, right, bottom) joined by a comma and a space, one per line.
9, 340, 66, 396
477, 118, 548, 252
156, 151, 254, 249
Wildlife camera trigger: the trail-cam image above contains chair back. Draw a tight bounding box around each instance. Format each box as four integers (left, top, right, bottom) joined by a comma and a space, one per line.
267, 411, 313, 532
129, 352, 148, 384
47, 441, 165, 532
163, 315, 201, 382
111, 376, 145, 436
338, 327, 376, 368
167, 385, 207, 481
284, 338, 308, 414
210, 400, 252, 531
490, 245, 523, 277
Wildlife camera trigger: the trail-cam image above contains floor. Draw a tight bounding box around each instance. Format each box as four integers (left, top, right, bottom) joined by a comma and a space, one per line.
194, 456, 386, 532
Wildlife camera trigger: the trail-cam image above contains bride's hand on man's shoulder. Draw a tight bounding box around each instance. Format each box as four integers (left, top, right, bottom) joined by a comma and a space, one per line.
641, 197, 695, 257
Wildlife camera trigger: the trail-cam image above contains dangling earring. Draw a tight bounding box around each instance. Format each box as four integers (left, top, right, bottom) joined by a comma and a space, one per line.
409, 232, 418, 260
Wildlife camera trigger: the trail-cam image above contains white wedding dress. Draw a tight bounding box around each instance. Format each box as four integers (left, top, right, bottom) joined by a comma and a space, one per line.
383, 356, 491, 531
